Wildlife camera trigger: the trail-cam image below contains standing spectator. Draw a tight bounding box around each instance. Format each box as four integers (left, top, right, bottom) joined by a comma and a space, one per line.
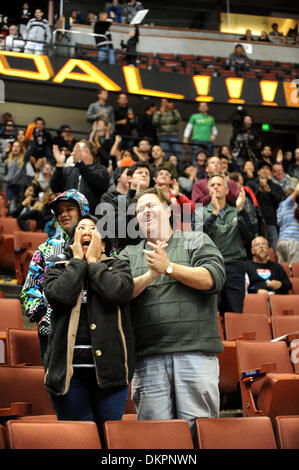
121, 24, 139, 65
288, 147, 299, 180
3, 140, 28, 204
18, 2, 32, 36
114, 93, 136, 150
51, 140, 110, 215
108, 0, 122, 23
269, 23, 284, 40
4, 24, 24, 51
118, 187, 225, 443
247, 161, 284, 250
137, 102, 158, 145
227, 44, 251, 73
277, 183, 299, 265
246, 236, 292, 297
272, 163, 296, 194
132, 138, 151, 162
191, 155, 240, 206
153, 98, 182, 164
149, 144, 176, 177
200, 174, 254, 315
24, 8, 51, 55
94, 11, 115, 65
86, 89, 115, 131
123, 0, 144, 24
88, 119, 114, 167
183, 102, 217, 162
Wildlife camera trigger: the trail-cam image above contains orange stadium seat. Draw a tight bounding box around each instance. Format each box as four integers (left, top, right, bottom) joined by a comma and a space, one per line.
0, 424, 6, 449
243, 294, 270, 316
236, 340, 299, 423
6, 420, 102, 449
275, 415, 299, 449
196, 417, 277, 449
104, 419, 194, 449
13, 231, 48, 284
292, 263, 299, 277
270, 295, 299, 316
218, 340, 240, 408
279, 262, 292, 278
0, 217, 20, 272
5, 328, 42, 366
224, 312, 272, 341
289, 278, 299, 294
0, 299, 23, 331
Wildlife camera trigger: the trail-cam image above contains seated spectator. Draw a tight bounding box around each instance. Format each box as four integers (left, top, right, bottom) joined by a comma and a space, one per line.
149, 144, 177, 178
65, 9, 84, 29
277, 183, 299, 265
227, 44, 251, 73
94, 11, 115, 65
121, 24, 139, 66
272, 162, 296, 193
51, 140, 109, 214
166, 154, 179, 179
3, 139, 28, 204
194, 149, 207, 179
86, 12, 97, 26
37, 162, 53, 195
246, 236, 292, 297
7, 182, 45, 231
260, 145, 273, 164
191, 155, 240, 206
258, 30, 271, 42
178, 163, 197, 200
269, 23, 284, 40
0, 118, 17, 142
239, 29, 255, 41
123, 1, 144, 24
4, 24, 24, 51
154, 165, 195, 212
107, 0, 122, 23
88, 119, 114, 167
16, 128, 29, 151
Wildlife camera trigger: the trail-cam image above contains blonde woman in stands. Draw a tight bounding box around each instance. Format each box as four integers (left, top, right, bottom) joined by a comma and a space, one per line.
3, 139, 29, 205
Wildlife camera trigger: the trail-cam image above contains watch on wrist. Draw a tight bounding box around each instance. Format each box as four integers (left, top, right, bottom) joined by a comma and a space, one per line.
165, 261, 174, 275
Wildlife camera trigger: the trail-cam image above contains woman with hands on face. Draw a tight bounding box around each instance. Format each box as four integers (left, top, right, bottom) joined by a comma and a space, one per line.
43, 215, 135, 443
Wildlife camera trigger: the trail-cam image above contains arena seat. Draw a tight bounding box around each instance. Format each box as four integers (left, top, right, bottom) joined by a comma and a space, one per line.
6, 420, 102, 449
0, 365, 55, 420
104, 419, 194, 449
243, 294, 270, 316
289, 278, 299, 294
269, 295, 299, 316
0, 299, 23, 331
236, 340, 299, 423
224, 312, 272, 341
218, 340, 240, 408
0, 424, 6, 448
5, 328, 42, 366
279, 262, 292, 278
13, 231, 48, 284
292, 263, 299, 277
275, 415, 299, 449
196, 417, 277, 449
0, 217, 20, 271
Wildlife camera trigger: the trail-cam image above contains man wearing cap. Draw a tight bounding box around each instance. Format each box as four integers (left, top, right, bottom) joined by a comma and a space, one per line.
21, 189, 90, 357
247, 161, 284, 250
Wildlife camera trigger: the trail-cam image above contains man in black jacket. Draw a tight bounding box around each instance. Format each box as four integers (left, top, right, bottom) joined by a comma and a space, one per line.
247, 161, 284, 250
246, 236, 292, 297
50, 140, 109, 215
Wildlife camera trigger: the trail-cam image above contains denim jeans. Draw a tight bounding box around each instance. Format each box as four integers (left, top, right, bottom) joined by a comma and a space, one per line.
98, 46, 115, 65
192, 140, 213, 162
132, 352, 220, 443
159, 135, 182, 164
49, 368, 128, 443
265, 224, 279, 251
218, 262, 246, 316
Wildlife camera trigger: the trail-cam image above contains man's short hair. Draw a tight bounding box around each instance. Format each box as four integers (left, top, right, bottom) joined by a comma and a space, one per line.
127, 161, 150, 177
208, 173, 229, 189
133, 187, 171, 206
154, 165, 174, 178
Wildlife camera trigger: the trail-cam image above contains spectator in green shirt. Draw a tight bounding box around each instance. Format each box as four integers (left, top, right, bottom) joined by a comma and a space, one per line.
183, 102, 217, 163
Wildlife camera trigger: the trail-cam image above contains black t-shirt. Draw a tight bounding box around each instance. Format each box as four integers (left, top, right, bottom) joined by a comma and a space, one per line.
246, 260, 292, 294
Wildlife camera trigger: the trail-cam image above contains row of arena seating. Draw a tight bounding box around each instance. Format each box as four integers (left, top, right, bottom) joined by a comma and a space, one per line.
0, 415, 298, 449
74, 45, 299, 80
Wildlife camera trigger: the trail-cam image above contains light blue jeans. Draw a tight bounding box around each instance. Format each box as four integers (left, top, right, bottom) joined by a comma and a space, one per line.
98, 46, 115, 65
132, 352, 220, 442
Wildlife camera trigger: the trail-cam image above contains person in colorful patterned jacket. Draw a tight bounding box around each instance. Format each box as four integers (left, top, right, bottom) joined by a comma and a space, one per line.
20, 189, 90, 358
